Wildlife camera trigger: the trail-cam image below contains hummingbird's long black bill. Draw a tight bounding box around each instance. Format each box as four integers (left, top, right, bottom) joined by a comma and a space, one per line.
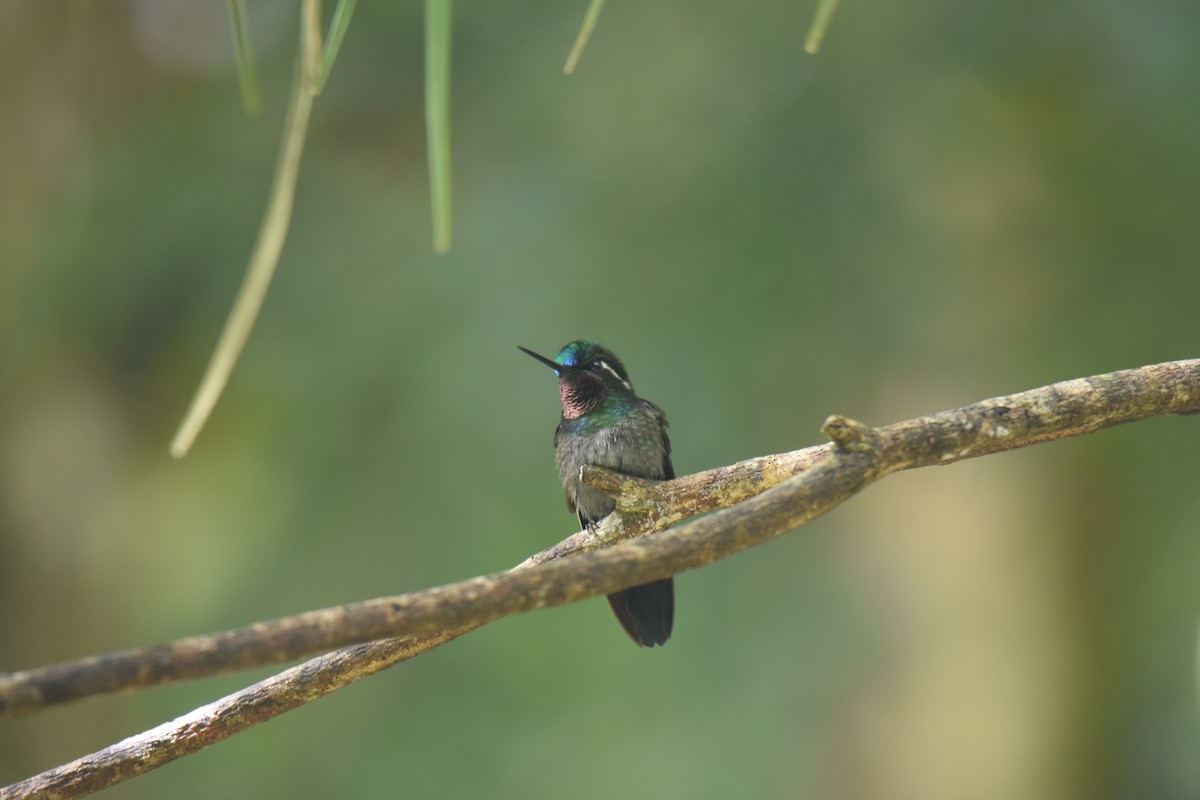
518, 346, 568, 375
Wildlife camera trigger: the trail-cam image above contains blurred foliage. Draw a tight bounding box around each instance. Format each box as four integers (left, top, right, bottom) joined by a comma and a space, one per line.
2, 2, 1199, 799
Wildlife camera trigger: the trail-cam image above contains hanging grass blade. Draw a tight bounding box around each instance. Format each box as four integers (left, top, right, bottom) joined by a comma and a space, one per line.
302, 0, 324, 94
170, 0, 323, 458
804, 0, 842, 54
316, 0, 358, 94
563, 0, 606, 75
227, 0, 263, 115
425, 0, 453, 254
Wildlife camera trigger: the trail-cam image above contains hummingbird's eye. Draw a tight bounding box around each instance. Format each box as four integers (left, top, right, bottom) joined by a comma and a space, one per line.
590, 359, 604, 370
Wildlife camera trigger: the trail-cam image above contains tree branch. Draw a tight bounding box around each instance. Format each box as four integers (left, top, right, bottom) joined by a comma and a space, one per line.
0, 445, 835, 720
2, 359, 1197, 800
0, 629, 472, 800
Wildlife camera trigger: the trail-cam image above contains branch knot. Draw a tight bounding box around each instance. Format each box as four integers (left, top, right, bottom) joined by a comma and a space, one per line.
821, 415, 881, 454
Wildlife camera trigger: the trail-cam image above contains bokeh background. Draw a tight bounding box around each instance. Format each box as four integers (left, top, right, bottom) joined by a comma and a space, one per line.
3, 1, 1199, 798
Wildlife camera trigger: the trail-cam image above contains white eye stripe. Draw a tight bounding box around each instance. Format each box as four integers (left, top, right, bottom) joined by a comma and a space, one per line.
598, 361, 632, 390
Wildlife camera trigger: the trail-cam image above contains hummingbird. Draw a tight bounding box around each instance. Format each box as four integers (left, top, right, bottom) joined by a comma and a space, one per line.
519, 340, 675, 647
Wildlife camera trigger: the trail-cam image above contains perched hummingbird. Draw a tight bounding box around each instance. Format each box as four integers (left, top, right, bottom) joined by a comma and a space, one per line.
519, 339, 675, 647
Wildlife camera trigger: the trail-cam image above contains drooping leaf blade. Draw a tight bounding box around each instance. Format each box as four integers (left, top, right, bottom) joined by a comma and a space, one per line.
425, 0, 454, 254
227, 0, 262, 115
564, 0, 606, 75
171, 0, 323, 458
316, 0, 358, 94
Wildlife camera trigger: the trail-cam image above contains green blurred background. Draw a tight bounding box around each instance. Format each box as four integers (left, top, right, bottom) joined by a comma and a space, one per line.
2, 2, 1199, 798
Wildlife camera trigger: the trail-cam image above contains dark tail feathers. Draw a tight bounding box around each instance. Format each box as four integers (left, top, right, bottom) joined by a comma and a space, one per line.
607, 578, 674, 647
